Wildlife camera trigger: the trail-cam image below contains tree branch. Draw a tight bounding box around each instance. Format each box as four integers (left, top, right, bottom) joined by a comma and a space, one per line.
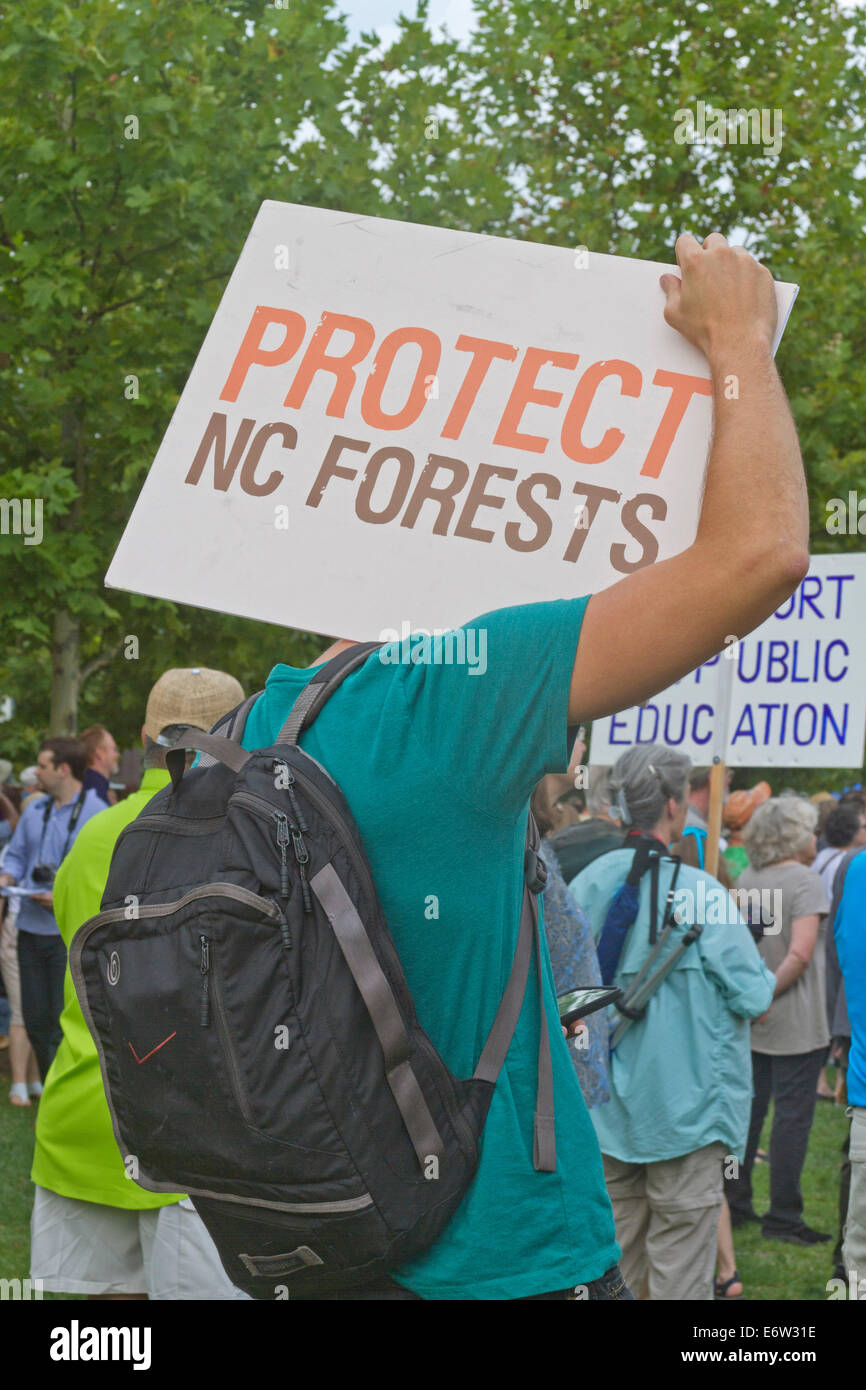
80, 639, 124, 686
85, 271, 230, 322
111, 237, 185, 269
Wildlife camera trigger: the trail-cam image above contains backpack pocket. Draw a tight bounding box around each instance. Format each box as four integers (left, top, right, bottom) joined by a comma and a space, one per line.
192, 1192, 392, 1298
71, 883, 362, 1196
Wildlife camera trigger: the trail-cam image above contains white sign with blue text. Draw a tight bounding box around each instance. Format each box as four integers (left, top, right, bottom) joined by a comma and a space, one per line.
590, 554, 866, 769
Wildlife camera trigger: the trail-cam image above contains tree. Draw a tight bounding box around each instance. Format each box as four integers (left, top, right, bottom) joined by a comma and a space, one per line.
352, 0, 866, 789
0, 0, 376, 756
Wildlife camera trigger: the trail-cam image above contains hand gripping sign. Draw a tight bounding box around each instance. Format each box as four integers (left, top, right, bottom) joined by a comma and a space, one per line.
106, 202, 798, 639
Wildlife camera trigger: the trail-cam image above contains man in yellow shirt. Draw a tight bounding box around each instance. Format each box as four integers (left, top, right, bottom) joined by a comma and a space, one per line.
30, 667, 249, 1300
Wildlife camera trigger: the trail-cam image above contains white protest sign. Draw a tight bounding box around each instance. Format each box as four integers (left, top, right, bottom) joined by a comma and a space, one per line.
590, 554, 866, 769
106, 201, 798, 639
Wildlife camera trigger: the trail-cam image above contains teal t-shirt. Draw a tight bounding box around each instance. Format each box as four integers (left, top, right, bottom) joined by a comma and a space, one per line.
241, 598, 619, 1300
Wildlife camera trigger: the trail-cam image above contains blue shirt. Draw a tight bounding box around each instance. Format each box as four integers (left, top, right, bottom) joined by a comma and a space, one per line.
3, 789, 106, 935
241, 598, 619, 1300
835, 852, 866, 1106
569, 850, 775, 1163
538, 839, 610, 1109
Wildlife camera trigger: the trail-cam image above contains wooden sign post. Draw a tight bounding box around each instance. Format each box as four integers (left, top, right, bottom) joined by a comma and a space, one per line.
704, 649, 736, 877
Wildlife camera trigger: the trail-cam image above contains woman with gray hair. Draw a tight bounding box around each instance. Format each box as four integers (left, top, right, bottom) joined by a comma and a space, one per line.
568, 744, 775, 1300
724, 796, 832, 1245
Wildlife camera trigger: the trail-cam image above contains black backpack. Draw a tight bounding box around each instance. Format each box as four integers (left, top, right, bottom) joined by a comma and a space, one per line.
69, 644, 555, 1298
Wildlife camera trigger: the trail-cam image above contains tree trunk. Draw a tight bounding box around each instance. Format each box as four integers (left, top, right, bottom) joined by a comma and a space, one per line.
49, 609, 80, 735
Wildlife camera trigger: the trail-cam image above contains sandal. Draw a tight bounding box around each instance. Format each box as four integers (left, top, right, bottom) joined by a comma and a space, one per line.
714, 1270, 743, 1299
9, 1082, 31, 1107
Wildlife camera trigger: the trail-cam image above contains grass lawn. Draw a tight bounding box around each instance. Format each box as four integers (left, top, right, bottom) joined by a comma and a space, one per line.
733, 1083, 848, 1301
0, 1051, 850, 1301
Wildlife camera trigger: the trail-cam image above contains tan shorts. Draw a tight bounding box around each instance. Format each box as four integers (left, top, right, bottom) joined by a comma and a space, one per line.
603, 1142, 726, 1301
0, 918, 23, 1027
30, 1187, 252, 1299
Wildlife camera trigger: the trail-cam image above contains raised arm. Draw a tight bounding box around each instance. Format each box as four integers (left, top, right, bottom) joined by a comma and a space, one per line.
569, 232, 809, 724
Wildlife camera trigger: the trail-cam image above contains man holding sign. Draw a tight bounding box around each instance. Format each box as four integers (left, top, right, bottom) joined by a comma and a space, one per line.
227, 232, 808, 1299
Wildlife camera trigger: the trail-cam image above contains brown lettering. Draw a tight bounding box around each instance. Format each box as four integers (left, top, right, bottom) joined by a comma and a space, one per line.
505, 473, 561, 553
305, 435, 369, 508
355, 447, 416, 524
240, 422, 296, 497
400, 453, 470, 534
610, 492, 667, 573
562, 482, 621, 563
454, 463, 518, 543
185, 413, 257, 490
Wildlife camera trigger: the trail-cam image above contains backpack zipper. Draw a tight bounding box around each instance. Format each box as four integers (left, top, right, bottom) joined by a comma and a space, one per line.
122, 814, 226, 836
75, 882, 284, 930
230, 791, 313, 914
200, 935, 210, 1027
205, 939, 256, 1127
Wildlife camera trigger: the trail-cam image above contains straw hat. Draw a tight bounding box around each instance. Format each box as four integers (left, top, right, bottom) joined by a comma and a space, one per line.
723, 781, 771, 833
144, 668, 245, 740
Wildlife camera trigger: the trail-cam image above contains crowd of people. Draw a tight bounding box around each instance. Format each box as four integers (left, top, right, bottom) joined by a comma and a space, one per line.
534, 748, 866, 1300
1, 690, 863, 1300
1, 235, 861, 1304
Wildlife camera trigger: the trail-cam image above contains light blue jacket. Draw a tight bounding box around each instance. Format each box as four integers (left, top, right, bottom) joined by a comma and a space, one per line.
569, 849, 775, 1164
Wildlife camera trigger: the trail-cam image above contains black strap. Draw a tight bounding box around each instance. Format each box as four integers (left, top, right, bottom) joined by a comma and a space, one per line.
649, 852, 660, 946
199, 691, 263, 765
310, 863, 445, 1168
166, 730, 251, 789
473, 813, 555, 1171
277, 643, 383, 744
212, 644, 557, 1174
37, 786, 87, 867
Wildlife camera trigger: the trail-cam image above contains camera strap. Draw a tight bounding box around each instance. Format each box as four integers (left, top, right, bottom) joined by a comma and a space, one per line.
36, 786, 87, 868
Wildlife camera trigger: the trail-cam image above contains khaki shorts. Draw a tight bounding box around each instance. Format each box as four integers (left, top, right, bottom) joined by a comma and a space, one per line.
30, 1187, 252, 1299
0, 918, 23, 1027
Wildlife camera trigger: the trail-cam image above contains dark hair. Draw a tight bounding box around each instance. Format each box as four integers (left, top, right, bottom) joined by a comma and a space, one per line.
825, 802, 865, 848
39, 737, 87, 782
689, 767, 711, 794
79, 725, 110, 762
839, 790, 866, 812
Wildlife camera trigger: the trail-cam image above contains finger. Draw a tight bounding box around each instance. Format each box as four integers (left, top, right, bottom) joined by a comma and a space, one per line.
674, 232, 702, 268
702, 231, 729, 251
659, 274, 682, 318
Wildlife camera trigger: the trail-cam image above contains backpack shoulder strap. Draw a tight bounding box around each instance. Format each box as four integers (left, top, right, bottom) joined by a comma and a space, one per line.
473, 813, 556, 1172
277, 642, 383, 744
269, 644, 557, 1171
192, 690, 263, 768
